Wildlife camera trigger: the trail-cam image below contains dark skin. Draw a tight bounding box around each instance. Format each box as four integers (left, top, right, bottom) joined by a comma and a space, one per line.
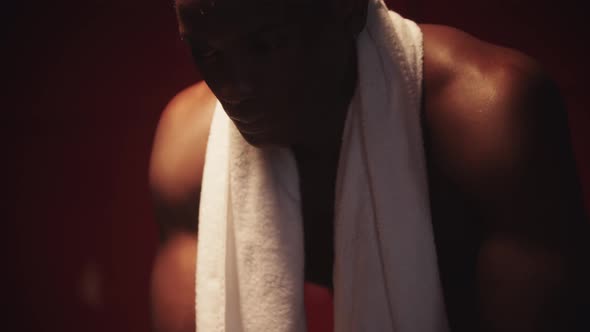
149, 0, 589, 331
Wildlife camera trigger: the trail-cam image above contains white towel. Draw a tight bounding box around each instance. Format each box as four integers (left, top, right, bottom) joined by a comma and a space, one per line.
196, 0, 450, 331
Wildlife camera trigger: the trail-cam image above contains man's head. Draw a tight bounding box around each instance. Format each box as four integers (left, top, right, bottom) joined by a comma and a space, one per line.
175, 0, 369, 147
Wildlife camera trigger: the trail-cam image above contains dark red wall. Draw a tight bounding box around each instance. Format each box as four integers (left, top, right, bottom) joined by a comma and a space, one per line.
9, 0, 588, 331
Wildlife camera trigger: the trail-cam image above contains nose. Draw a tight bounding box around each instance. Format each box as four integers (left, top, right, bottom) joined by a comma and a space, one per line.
209, 48, 257, 102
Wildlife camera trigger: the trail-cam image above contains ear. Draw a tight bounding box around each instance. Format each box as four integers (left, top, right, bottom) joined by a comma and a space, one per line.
330, 0, 369, 36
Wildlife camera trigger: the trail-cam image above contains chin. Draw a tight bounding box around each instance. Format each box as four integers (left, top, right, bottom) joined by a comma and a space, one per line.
239, 130, 295, 149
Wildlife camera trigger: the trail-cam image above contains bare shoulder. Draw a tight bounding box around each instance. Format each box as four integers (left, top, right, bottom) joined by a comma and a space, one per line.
420, 23, 549, 100
149, 81, 216, 204
420, 24, 571, 203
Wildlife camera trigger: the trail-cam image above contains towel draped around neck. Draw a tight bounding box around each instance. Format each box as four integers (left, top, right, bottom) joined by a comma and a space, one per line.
196, 0, 450, 330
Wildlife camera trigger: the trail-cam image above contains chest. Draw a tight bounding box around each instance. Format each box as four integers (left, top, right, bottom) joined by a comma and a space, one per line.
299, 152, 483, 331
300, 173, 481, 276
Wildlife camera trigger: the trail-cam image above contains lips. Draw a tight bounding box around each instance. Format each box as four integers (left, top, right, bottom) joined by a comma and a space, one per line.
219, 95, 250, 106
217, 93, 257, 106
221, 98, 266, 125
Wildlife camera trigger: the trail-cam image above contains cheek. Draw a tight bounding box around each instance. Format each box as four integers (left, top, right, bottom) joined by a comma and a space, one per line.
263, 46, 307, 86
196, 60, 228, 95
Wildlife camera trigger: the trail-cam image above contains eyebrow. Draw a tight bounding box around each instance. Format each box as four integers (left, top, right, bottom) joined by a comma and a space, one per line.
178, 20, 287, 49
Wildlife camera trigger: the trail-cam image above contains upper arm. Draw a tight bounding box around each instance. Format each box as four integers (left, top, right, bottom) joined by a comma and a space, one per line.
424, 30, 589, 330
468, 63, 588, 332
449, 59, 585, 231
149, 82, 215, 332
149, 81, 216, 238
471, 68, 589, 331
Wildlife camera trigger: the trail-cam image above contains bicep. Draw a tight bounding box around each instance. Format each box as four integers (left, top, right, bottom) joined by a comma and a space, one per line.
459, 68, 589, 331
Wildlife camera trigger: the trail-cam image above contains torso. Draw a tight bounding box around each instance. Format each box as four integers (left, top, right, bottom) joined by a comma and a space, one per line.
296, 153, 340, 289
289, 24, 528, 331
296, 87, 483, 332
297, 126, 483, 330
151, 23, 542, 332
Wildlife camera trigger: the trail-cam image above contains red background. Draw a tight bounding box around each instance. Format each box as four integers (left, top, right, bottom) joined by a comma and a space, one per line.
8, 0, 589, 331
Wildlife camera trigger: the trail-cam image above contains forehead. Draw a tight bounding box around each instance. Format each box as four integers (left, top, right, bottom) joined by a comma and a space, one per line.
175, 0, 281, 12
175, 0, 288, 38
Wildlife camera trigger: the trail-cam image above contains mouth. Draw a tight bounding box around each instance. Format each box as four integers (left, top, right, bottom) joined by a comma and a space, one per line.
218, 95, 255, 107
222, 99, 266, 125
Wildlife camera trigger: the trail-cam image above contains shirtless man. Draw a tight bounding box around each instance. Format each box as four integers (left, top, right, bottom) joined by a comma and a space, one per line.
149, 0, 589, 331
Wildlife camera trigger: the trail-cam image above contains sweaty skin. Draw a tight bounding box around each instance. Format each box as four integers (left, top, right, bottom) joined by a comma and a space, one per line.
149, 1, 589, 331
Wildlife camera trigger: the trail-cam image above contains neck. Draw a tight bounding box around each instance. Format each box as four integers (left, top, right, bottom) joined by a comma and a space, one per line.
292, 47, 358, 162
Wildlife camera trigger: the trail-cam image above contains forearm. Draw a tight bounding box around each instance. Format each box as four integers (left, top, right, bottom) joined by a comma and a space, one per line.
151, 232, 198, 332
477, 233, 582, 332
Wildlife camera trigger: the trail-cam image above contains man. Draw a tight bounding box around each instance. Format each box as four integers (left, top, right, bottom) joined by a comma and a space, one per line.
149, 0, 589, 331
